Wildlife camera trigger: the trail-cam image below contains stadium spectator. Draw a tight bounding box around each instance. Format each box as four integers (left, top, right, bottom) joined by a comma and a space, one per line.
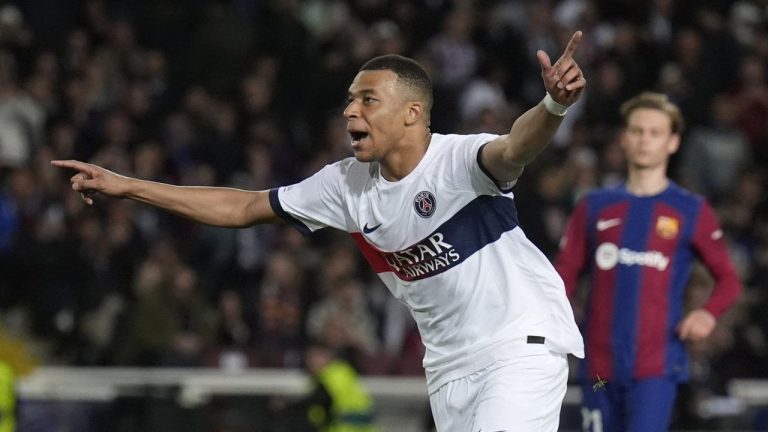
306, 277, 381, 372
677, 93, 750, 200
271, 340, 378, 432
115, 240, 217, 366
249, 251, 307, 368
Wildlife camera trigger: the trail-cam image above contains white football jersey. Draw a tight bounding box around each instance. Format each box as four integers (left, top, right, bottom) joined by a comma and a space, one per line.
271, 133, 584, 393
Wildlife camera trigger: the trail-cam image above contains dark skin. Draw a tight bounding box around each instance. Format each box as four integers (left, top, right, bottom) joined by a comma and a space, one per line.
51, 31, 586, 228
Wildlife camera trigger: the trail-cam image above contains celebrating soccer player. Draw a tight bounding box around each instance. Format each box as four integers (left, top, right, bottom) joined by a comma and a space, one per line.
54, 32, 587, 432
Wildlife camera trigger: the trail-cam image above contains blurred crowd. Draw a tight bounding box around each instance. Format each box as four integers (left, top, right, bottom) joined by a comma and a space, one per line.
0, 0, 767, 407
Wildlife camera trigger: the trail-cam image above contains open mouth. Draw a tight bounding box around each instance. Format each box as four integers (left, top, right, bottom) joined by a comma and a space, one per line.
349, 131, 369, 144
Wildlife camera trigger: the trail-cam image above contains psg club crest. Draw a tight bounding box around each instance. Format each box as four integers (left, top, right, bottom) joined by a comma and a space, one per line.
413, 191, 436, 218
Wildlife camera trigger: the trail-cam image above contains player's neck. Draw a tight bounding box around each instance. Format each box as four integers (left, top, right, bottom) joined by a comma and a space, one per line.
380, 130, 432, 181
627, 168, 669, 196
625, 166, 669, 196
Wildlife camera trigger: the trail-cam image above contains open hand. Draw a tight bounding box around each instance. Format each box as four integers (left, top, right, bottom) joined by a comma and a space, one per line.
537, 31, 586, 106
50, 159, 128, 205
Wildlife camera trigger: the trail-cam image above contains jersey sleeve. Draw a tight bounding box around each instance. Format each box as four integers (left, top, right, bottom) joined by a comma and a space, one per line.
692, 201, 742, 317
269, 162, 350, 234
453, 133, 517, 194
555, 198, 590, 298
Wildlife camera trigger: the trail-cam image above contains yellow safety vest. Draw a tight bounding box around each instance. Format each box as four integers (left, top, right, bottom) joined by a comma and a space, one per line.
0, 362, 15, 432
311, 360, 378, 432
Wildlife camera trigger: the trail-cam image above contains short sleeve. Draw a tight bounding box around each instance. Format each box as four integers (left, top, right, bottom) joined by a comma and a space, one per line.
475, 142, 517, 193
270, 162, 350, 234
449, 133, 515, 195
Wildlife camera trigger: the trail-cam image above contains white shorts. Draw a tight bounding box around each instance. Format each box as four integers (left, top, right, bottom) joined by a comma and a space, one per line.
429, 342, 569, 432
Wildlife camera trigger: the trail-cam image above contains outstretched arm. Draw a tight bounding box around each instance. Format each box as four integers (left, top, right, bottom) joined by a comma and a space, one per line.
481, 31, 586, 183
51, 160, 280, 228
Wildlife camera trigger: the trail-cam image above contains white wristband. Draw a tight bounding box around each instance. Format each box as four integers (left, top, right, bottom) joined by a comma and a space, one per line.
543, 93, 568, 117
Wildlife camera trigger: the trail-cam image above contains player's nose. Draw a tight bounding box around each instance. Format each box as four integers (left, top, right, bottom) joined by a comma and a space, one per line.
343, 100, 359, 119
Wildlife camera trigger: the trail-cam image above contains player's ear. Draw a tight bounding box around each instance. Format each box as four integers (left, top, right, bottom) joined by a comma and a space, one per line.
668, 133, 681, 154
404, 101, 424, 126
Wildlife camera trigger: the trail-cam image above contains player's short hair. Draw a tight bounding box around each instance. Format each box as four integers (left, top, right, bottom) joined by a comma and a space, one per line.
620, 92, 685, 134
360, 54, 434, 112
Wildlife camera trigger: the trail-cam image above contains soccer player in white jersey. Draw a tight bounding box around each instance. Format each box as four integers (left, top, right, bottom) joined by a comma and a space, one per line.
53, 31, 587, 432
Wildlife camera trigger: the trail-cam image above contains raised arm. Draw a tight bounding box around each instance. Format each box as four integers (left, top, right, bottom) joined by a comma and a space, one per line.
51, 160, 280, 228
480, 31, 586, 183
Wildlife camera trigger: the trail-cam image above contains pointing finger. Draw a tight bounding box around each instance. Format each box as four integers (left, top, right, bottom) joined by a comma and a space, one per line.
560, 31, 583, 61
52, 159, 82, 169
51, 159, 93, 175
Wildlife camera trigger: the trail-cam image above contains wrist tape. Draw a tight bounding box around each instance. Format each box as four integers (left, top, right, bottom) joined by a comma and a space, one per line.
543, 93, 568, 116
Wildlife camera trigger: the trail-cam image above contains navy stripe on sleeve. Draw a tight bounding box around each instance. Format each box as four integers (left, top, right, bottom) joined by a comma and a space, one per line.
268, 188, 312, 236
477, 143, 515, 193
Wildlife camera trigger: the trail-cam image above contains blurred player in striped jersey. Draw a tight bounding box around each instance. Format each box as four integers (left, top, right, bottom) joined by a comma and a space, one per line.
556, 92, 742, 432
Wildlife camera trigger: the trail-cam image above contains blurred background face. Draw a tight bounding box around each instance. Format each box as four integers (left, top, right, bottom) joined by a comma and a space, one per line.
621, 108, 679, 170
304, 345, 333, 375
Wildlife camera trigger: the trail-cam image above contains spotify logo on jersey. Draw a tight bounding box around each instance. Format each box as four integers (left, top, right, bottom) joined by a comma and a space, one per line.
595, 242, 620, 270
594, 242, 670, 271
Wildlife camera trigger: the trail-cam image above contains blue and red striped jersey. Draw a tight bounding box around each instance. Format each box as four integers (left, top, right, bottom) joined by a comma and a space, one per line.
556, 182, 741, 382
